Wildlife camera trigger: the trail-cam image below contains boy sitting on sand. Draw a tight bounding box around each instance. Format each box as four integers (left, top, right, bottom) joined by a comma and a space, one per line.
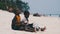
21, 11, 46, 32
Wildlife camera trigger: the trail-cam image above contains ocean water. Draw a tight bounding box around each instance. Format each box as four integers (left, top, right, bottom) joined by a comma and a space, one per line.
45, 14, 60, 17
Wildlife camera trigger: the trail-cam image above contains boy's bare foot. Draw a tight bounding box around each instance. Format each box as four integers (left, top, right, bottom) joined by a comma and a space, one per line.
40, 26, 46, 31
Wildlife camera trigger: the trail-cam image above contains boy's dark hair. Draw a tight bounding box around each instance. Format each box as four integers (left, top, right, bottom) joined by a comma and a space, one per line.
24, 11, 30, 16
24, 11, 30, 21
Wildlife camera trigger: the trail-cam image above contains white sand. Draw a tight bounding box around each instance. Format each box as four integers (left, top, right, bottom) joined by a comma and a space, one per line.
0, 10, 60, 34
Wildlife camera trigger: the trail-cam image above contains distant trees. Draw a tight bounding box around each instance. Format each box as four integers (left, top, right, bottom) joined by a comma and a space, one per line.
0, 0, 5, 10
0, 0, 30, 12
15, 0, 30, 11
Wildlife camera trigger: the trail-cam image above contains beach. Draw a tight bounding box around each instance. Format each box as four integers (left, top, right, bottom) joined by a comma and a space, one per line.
0, 10, 60, 34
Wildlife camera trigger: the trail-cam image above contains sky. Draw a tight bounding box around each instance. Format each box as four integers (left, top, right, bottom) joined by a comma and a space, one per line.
22, 0, 60, 14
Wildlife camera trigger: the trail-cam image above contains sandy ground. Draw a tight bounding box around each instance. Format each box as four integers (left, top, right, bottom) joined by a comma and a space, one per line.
0, 10, 60, 34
